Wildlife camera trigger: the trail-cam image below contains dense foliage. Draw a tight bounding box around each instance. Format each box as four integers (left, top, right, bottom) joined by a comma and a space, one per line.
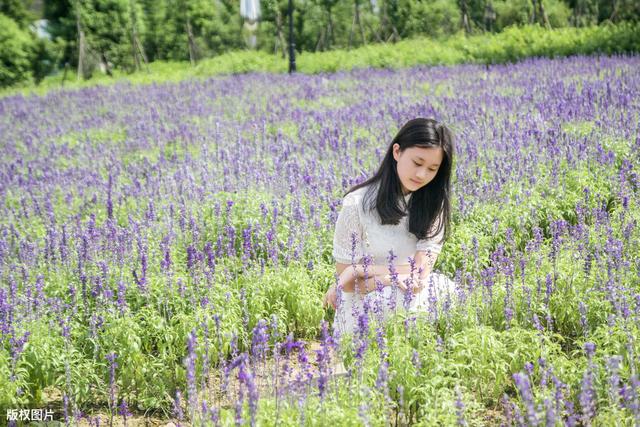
2, 22, 639, 98
1, 54, 638, 425
0, 13, 36, 87
1, 0, 640, 87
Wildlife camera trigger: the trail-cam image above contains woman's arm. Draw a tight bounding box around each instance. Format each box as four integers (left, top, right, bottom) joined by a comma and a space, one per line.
351, 250, 438, 280
341, 250, 439, 294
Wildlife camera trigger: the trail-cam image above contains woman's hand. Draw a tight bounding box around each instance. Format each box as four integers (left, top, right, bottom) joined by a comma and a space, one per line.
325, 270, 425, 308
395, 274, 427, 295
323, 284, 338, 310
324, 265, 356, 310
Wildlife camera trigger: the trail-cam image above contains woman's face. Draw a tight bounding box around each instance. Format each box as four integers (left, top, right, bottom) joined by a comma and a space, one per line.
392, 144, 444, 195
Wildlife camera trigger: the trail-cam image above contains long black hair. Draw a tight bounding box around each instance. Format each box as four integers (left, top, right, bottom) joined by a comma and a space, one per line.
344, 117, 454, 243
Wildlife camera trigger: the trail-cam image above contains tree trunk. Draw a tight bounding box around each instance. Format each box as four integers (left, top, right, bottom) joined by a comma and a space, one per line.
379, 0, 399, 43
62, 62, 69, 87
347, 0, 366, 50
366, 20, 382, 43
391, 25, 399, 42
186, 16, 197, 65
460, 0, 471, 34
348, 7, 356, 49
356, 0, 366, 45
131, 35, 140, 71
538, 0, 550, 29
135, 35, 149, 71
530, 0, 537, 24
129, 0, 149, 72
610, 0, 619, 22
315, 26, 326, 52
101, 52, 113, 76
275, 8, 287, 58
74, 1, 85, 80
130, 0, 140, 71
379, 0, 388, 42
327, 8, 335, 48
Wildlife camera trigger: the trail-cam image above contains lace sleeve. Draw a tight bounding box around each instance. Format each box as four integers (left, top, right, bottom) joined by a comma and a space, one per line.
416, 212, 445, 255
332, 193, 364, 264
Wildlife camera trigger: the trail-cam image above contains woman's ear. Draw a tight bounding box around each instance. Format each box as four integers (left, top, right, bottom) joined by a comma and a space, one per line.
392, 143, 400, 162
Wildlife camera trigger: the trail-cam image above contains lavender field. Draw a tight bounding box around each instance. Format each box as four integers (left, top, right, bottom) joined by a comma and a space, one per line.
1, 54, 639, 426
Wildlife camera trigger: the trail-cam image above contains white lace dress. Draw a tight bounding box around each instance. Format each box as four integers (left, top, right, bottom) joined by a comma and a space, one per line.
331, 182, 456, 337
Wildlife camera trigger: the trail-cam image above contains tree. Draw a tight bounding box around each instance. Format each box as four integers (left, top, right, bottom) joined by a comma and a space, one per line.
0, 13, 36, 86
377, 0, 401, 42
150, 0, 243, 61
458, 0, 472, 34
394, 0, 461, 39
43, 0, 75, 66
492, 0, 570, 31
261, 0, 289, 57
128, 0, 149, 71
347, 0, 367, 48
314, 0, 340, 51
1, 0, 34, 28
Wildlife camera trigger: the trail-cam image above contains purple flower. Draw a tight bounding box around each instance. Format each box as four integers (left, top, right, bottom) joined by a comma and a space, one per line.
620, 375, 639, 420
411, 349, 422, 372
543, 397, 555, 427
386, 249, 399, 312
105, 352, 118, 420
375, 360, 390, 402
579, 344, 597, 424
116, 281, 127, 315
606, 356, 622, 406
173, 390, 184, 421
524, 361, 534, 377
238, 355, 259, 427
118, 399, 131, 426
250, 319, 269, 364
584, 342, 596, 358
455, 386, 466, 426
204, 242, 216, 272
161, 245, 171, 272
513, 372, 537, 426
106, 173, 113, 220
579, 301, 589, 336
403, 255, 417, 309
9, 331, 30, 366
501, 394, 515, 426
184, 329, 198, 418
315, 320, 334, 400
186, 244, 197, 272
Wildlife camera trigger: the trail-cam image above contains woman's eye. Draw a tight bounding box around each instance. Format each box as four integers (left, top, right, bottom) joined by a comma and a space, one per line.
413, 161, 421, 166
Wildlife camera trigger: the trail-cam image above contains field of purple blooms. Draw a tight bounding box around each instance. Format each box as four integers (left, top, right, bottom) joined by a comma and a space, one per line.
1, 54, 639, 426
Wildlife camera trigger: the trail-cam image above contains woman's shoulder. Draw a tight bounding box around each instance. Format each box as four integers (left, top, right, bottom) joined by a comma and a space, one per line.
342, 183, 372, 205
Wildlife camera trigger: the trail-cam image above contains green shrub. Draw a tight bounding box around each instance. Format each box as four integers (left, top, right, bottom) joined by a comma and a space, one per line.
0, 13, 35, 86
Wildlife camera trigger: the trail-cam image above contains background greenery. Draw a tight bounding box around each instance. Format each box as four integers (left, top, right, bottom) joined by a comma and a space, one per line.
1, 0, 639, 90
1, 22, 639, 99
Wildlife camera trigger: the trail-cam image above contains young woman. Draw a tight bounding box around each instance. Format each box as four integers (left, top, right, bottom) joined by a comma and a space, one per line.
323, 117, 456, 337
